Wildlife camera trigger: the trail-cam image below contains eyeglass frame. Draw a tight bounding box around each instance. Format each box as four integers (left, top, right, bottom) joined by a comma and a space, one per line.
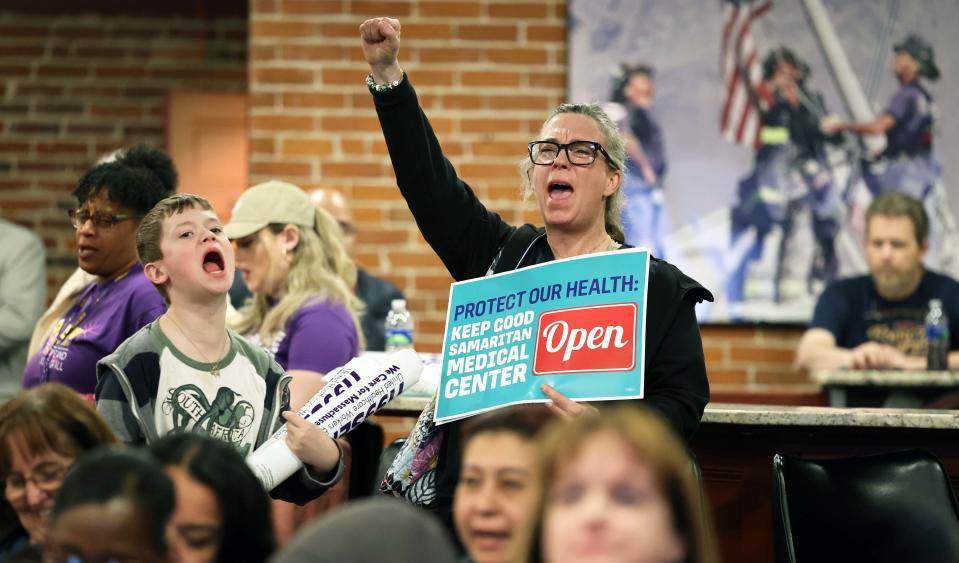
68, 208, 144, 230
4, 462, 71, 497
527, 140, 613, 167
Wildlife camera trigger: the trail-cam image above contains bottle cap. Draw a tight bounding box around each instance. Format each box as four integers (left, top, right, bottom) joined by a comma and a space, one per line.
929, 298, 943, 309
391, 298, 407, 311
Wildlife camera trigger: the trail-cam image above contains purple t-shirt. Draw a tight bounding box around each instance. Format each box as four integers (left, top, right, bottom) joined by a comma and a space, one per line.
250, 299, 359, 374
23, 265, 166, 394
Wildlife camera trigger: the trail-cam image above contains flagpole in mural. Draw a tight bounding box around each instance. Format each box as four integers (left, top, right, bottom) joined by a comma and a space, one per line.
798, 0, 885, 157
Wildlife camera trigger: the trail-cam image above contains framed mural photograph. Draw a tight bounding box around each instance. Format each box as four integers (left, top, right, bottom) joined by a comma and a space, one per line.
568, 0, 959, 322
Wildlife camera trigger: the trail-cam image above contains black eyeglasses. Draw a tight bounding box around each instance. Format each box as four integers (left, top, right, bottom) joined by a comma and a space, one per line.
68, 208, 144, 230
528, 140, 611, 166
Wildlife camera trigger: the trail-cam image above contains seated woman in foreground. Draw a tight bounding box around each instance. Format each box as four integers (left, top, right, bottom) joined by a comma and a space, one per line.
0, 384, 118, 560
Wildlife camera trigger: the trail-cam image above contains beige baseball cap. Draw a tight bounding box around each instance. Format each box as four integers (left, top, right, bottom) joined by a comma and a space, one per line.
224, 180, 315, 240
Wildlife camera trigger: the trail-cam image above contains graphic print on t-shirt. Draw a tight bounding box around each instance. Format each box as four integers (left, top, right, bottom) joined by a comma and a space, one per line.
863, 305, 927, 357
155, 346, 266, 458
161, 384, 256, 456
42, 318, 86, 374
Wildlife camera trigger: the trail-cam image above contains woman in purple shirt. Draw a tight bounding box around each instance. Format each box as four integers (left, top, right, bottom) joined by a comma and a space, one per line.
23, 147, 173, 396
225, 180, 363, 410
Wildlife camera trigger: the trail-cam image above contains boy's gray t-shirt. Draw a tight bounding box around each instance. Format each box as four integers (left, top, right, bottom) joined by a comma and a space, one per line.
152, 326, 267, 457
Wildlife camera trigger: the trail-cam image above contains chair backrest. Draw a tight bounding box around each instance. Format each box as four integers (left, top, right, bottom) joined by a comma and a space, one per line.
773, 450, 959, 563
344, 420, 384, 499
688, 451, 711, 548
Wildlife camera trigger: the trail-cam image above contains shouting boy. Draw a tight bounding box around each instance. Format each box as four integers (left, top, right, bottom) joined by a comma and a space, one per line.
96, 194, 343, 503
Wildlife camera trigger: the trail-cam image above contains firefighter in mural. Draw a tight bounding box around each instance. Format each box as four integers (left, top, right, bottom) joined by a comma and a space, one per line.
825, 34, 958, 275
728, 47, 844, 311
826, 35, 939, 199
608, 64, 668, 258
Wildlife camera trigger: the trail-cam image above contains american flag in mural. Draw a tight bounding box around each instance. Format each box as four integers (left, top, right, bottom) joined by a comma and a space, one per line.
719, 0, 772, 148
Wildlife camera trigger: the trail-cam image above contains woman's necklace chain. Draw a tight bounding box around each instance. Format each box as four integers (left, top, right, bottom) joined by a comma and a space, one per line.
589, 234, 618, 254
165, 314, 228, 376
549, 234, 620, 261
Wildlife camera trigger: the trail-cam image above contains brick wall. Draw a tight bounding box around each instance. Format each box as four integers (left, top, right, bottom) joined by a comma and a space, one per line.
702, 324, 810, 392
0, 11, 248, 295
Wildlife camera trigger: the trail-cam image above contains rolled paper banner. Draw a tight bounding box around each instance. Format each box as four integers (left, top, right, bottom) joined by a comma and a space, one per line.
246, 349, 423, 490
272, 355, 384, 441
245, 436, 300, 491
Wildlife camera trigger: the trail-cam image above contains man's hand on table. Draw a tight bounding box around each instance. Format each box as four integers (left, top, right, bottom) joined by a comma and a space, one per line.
848, 342, 925, 370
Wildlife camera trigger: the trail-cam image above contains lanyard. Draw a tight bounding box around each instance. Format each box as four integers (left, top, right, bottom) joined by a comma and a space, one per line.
40, 270, 131, 383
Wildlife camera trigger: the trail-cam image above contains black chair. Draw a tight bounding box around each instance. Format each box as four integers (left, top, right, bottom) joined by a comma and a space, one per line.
344, 420, 384, 499
773, 450, 959, 563
687, 450, 711, 547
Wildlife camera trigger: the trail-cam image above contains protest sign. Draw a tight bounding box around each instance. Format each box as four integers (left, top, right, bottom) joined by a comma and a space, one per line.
436, 248, 649, 423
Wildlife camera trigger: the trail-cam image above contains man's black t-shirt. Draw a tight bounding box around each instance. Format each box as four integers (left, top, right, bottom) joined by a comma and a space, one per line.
811, 270, 959, 355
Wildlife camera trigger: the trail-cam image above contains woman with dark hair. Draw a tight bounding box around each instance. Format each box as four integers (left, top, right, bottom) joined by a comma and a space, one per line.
0, 384, 118, 559
452, 406, 551, 563
150, 433, 275, 563
22, 145, 175, 395
45, 448, 175, 563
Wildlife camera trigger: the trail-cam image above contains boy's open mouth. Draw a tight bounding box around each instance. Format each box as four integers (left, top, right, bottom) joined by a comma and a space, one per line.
202, 250, 225, 273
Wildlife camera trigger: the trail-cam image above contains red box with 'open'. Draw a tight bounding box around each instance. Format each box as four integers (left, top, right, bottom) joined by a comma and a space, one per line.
532, 302, 638, 375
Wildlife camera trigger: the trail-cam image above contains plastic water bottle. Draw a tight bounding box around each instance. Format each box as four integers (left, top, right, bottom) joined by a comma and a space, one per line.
925, 298, 949, 371
385, 299, 415, 352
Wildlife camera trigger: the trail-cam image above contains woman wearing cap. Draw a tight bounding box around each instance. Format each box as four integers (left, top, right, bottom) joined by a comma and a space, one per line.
361, 17, 712, 535
225, 181, 364, 411
225, 181, 363, 541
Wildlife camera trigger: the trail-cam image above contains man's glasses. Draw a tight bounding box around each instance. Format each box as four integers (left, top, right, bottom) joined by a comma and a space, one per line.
528, 140, 611, 166
68, 208, 144, 230
4, 462, 70, 497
